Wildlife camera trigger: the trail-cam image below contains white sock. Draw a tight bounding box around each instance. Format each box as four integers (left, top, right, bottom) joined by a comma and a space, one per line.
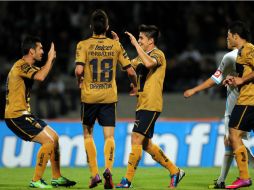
217, 146, 233, 183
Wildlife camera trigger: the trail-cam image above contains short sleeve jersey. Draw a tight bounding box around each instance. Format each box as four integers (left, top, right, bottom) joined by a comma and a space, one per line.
5, 59, 39, 118
75, 35, 131, 103
211, 49, 239, 116
235, 43, 254, 105
131, 48, 166, 112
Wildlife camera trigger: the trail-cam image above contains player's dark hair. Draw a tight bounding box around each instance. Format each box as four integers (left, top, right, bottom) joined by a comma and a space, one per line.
21, 36, 41, 55
228, 21, 251, 41
139, 24, 160, 45
91, 9, 108, 35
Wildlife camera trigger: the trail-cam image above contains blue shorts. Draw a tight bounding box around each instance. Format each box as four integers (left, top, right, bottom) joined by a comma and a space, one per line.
229, 105, 254, 132
5, 114, 47, 141
132, 110, 160, 138
81, 103, 116, 127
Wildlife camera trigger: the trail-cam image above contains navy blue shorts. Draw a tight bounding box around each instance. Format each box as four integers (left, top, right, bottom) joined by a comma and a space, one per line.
81, 103, 116, 127
132, 110, 160, 138
5, 114, 47, 141
229, 105, 254, 132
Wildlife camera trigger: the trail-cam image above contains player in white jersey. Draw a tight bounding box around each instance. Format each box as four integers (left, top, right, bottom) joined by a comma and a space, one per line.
184, 46, 254, 188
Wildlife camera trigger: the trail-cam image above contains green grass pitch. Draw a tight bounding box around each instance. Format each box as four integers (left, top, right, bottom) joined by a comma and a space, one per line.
0, 167, 253, 189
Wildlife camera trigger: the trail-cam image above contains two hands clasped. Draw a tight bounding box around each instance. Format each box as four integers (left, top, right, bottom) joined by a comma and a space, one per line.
222, 75, 244, 87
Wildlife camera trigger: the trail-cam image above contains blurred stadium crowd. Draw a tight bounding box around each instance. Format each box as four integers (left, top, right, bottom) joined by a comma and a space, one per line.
0, 1, 254, 118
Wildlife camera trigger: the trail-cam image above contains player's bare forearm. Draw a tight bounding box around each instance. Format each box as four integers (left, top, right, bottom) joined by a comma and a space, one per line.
75, 65, 84, 88
127, 68, 137, 87
184, 78, 215, 98
136, 45, 157, 69
34, 43, 56, 81
125, 31, 157, 69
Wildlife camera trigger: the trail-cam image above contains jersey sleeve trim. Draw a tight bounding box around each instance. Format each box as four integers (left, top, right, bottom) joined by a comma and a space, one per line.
31, 71, 38, 79
211, 75, 221, 84
76, 62, 85, 66
122, 64, 131, 70
151, 56, 160, 67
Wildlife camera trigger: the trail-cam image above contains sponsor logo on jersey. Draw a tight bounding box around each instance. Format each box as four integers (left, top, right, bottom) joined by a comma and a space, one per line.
95, 45, 113, 51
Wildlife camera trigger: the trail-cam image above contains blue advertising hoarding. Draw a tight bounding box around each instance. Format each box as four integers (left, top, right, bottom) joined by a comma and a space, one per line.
0, 120, 253, 168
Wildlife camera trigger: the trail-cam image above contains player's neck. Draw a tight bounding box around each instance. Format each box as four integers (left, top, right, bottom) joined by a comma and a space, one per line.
237, 39, 248, 49
22, 55, 35, 65
92, 33, 106, 38
145, 45, 156, 53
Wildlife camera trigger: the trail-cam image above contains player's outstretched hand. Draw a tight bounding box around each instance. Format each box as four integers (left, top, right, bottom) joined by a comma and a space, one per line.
48, 42, 56, 62
183, 89, 196, 98
129, 83, 137, 96
125, 31, 139, 47
111, 31, 119, 41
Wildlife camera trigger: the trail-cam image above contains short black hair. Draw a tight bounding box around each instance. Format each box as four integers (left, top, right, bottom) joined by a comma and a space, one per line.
228, 21, 251, 41
139, 24, 160, 45
21, 36, 41, 55
90, 9, 108, 35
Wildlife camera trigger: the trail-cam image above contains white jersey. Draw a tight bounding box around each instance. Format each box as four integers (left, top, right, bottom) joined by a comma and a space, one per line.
211, 49, 239, 117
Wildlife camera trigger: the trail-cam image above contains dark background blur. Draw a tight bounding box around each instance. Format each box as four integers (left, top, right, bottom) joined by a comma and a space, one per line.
1, 1, 254, 119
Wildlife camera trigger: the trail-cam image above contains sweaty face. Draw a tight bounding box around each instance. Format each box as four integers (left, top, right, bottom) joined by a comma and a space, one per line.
138, 32, 151, 51
33, 42, 44, 61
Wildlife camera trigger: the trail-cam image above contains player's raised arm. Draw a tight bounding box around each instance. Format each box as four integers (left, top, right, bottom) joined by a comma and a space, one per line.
125, 31, 157, 69
34, 42, 56, 81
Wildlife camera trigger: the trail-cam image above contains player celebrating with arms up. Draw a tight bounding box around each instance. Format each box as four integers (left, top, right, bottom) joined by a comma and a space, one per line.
114, 25, 185, 189
4, 36, 76, 188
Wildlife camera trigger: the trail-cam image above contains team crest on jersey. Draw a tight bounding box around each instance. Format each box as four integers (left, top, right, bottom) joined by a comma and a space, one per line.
21, 64, 31, 74
89, 44, 95, 50
214, 70, 222, 78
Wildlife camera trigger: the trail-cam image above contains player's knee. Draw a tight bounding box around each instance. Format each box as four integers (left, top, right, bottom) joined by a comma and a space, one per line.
131, 133, 143, 145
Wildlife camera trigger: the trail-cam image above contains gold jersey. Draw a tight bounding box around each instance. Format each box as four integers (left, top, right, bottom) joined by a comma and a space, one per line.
132, 48, 166, 112
5, 59, 40, 118
75, 35, 131, 103
236, 42, 254, 105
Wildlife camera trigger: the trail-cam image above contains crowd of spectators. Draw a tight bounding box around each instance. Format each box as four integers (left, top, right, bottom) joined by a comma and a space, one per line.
1, 1, 254, 118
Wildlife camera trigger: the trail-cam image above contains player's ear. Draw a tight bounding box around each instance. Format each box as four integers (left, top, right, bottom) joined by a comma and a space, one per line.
233, 34, 239, 41
29, 48, 35, 56
149, 38, 154, 45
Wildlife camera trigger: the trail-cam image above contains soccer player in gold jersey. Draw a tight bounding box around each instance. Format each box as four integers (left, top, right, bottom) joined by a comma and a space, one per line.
75, 9, 137, 189
114, 25, 185, 189
4, 36, 76, 188
223, 21, 253, 189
